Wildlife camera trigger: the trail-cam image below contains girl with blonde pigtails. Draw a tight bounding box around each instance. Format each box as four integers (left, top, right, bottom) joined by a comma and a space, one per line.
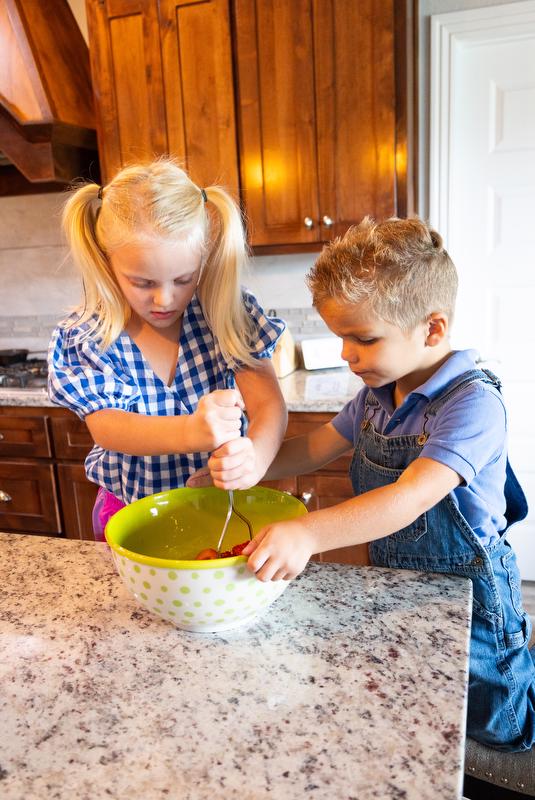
48, 159, 287, 539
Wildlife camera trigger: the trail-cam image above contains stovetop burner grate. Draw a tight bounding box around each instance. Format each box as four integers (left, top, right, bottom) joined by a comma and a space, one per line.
0, 359, 48, 389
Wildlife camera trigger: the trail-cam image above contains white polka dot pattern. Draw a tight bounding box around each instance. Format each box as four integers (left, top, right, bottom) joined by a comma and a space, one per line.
112, 552, 288, 632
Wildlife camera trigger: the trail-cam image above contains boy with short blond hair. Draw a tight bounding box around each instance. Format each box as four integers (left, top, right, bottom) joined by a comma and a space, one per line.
201, 216, 534, 752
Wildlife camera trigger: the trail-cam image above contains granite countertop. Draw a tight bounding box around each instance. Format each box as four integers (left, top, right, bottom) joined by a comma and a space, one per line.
278, 367, 363, 412
0, 532, 472, 800
0, 368, 363, 412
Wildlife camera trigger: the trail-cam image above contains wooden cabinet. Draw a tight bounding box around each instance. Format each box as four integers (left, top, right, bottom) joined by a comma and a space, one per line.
234, 0, 412, 247
56, 463, 99, 542
51, 415, 99, 540
85, 0, 166, 180
0, 460, 60, 534
86, 0, 240, 194
282, 413, 369, 566
85, 0, 415, 249
0, 413, 52, 458
0, 406, 96, 540
0, 410, 60, 533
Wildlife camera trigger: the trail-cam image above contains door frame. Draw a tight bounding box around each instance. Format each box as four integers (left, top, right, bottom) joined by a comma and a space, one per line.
429, 0, 535, 237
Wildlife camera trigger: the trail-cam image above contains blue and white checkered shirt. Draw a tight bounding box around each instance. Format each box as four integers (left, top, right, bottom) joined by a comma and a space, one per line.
48, 291, 284, 503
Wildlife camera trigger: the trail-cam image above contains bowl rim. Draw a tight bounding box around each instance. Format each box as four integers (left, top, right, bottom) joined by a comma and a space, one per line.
104, 485, 307, 571
106, 538, 248, 570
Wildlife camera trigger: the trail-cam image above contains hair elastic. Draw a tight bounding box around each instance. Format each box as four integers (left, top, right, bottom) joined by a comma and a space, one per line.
200, 188, 207, 203
97, 185, 103, 200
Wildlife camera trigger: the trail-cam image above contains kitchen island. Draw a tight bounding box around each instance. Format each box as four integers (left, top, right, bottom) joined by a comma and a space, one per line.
0, 532, 472, 800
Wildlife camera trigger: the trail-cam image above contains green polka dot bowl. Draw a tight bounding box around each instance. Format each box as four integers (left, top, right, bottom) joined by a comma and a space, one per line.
105, 486, 307, 633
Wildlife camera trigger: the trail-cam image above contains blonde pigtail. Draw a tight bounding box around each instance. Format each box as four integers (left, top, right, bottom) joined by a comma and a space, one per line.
197, 186, 257, 369
62, 184, 130, 349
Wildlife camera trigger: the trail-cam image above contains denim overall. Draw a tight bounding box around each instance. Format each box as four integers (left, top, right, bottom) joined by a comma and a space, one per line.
351, 368, 535, 751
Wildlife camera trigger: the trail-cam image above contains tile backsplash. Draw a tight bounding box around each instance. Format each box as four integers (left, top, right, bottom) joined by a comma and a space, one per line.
264, 306, 330, 340
0, 193, 80, 351
0, 315, 63, 354
0, 307, 329, 354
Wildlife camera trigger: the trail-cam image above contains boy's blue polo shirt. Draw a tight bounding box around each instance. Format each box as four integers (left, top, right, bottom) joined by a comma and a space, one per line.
332, 349, 508, 545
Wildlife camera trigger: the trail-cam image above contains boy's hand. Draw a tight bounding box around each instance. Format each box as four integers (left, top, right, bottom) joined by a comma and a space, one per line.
188, 390, 244, 452
242, 520, 315, 582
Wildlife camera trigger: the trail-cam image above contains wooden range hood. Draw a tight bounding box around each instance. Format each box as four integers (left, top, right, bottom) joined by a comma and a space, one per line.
0, 0, 98, 189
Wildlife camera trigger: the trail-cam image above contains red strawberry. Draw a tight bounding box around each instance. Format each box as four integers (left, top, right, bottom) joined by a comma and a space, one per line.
196, 548, 218, 560
231, 541, 249, 556
218, 541, 249, 558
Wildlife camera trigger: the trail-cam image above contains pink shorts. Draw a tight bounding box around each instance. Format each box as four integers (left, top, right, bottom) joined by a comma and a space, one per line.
92, 487, 126, 542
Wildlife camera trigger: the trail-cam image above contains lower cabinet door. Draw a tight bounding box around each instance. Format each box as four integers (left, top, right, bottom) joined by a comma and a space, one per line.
297, 473, 370, 566
57, 463, 99, 541
0, 461, 61, 533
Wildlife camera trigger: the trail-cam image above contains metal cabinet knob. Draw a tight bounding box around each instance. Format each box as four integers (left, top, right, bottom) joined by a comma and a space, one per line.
0, 489, 12, 503
0, 433, 4, 440
304, 216, 314, 229
322, 215, 333, 227
298, 491, 313, 505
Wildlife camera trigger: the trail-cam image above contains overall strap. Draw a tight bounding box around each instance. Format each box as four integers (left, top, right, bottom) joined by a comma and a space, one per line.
427, 368, 500, 415
420, 367, 501, 441
361, 388, 381, 430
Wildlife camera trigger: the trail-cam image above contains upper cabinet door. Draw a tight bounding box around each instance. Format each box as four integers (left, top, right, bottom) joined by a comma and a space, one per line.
314, 0, 401, 241
159, 0, 239, 196
86, 0, 239, 195
234, 0, 321, 246
86, 0, 168, 181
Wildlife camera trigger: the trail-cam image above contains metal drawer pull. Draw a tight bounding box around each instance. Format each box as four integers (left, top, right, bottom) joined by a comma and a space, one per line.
322, 215, 333, 227
0, 490, 12, 503
0, 433, 4, 440
304, 216, 314, 229
298, 491, 312, 505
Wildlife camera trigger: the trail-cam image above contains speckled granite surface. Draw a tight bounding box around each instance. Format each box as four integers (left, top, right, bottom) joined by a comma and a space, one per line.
0, 368, 362, 412
0, 532, 472, 800
278, 368, 363, 412
0, 386, 50, 407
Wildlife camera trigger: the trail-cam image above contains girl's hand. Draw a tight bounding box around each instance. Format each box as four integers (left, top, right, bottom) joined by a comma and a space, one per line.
242, 520, 315, 582
188, 390, 244, 451
207, 437, 260, 490
186, 438, 259, 489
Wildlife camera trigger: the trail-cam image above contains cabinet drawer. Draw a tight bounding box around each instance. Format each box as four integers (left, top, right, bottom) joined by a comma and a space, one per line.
296, 473, 370, 566
57, 463, 99, 541
0, 461, 61, 533
0, 415, 52, 458
50, 416, 93, 460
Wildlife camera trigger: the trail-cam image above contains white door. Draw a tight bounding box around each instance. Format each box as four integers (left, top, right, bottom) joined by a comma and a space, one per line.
430, 2, 535, 579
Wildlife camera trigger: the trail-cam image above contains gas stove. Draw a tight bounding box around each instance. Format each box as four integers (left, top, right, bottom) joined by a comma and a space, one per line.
0, 360, 48, 389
